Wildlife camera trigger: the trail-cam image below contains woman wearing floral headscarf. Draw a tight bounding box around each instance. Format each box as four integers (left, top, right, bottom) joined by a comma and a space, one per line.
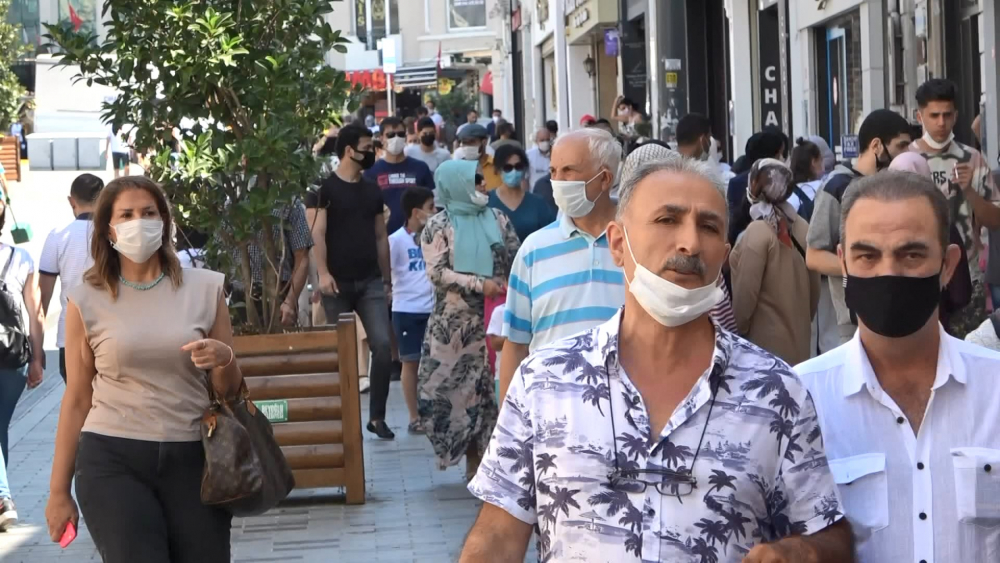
418, 160, 519, 479
730, 158, 819, 364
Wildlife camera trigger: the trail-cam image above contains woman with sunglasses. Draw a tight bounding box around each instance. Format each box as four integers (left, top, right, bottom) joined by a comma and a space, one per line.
487, 145, 557, 242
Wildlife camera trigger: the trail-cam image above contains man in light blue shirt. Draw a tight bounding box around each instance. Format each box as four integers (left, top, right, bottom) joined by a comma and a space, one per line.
498, 128, 625, 401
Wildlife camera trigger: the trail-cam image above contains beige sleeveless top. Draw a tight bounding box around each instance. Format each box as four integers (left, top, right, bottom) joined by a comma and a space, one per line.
69, 268, 225, 442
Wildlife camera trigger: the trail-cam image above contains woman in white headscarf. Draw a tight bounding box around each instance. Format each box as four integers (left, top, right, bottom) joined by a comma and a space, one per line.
730, 158, 819, 364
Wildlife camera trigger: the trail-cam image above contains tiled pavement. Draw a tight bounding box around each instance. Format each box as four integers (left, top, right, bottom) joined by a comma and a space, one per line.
0, 373, 533, 562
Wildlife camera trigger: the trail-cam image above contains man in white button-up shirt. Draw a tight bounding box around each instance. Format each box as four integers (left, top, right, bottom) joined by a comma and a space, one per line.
796, 170, 1000, 563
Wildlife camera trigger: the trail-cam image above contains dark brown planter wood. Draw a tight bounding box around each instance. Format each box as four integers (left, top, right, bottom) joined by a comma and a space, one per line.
0, 136, 20, 182
233, 313, 365, 504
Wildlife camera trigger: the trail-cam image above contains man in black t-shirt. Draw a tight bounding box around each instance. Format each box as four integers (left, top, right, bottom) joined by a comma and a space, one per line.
305, 124, 396, 439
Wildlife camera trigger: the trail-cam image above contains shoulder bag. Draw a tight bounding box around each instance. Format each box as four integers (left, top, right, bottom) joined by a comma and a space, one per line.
200, 378, 295, 516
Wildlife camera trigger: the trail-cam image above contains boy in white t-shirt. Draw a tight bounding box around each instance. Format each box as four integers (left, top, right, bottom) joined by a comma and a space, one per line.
487, 303, 505, 403
388, 187, 436, 434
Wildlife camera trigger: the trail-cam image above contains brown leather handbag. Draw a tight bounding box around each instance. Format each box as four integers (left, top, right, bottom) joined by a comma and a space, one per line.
200, 379, 295, 516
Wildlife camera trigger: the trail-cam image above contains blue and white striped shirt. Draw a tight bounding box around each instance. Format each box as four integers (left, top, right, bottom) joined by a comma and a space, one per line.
502, 213, 625, 351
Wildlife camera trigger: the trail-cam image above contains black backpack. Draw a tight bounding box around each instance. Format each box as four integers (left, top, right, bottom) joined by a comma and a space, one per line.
0, 247, 31, 369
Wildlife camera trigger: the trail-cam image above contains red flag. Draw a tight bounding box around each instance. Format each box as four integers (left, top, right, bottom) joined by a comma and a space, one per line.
68, 3, 83, 31
436, 42, 442, 77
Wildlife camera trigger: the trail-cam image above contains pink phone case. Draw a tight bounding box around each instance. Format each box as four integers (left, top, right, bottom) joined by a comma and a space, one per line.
59, 521, 77, 548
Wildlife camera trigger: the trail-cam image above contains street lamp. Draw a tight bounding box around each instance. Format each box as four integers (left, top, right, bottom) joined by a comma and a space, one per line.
583, 54, 595, 78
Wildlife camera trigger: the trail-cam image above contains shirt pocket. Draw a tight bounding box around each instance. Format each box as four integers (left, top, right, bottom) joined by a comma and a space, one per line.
829, 453, 889, 541
951, 447, 1000, 528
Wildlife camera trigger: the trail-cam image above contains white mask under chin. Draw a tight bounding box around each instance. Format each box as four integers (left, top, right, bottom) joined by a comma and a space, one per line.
454, 146, 481, 161
622, 226, 723, 327
470, 190, 489, 207
112, 218, 164, 264
922, 131, 954, 150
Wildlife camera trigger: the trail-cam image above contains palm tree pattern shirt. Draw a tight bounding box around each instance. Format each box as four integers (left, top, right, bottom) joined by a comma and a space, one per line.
469, 310, 844, 562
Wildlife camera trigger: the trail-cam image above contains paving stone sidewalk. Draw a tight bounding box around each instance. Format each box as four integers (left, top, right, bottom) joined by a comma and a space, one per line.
0, 375, 527, 563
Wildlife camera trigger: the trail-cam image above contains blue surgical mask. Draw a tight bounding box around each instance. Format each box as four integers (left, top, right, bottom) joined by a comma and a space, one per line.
502, 169, 525, 188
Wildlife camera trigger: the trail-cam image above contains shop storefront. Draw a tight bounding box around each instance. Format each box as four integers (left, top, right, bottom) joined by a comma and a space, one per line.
564, 0, 619, 123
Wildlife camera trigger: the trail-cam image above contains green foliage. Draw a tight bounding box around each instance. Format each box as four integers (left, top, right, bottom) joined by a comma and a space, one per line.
0, 0, 28, 130
45, 0, 359, 332
428, 88, 478, 126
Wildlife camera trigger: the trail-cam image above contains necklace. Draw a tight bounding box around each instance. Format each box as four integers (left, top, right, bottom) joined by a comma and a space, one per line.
119, 272, 165, 291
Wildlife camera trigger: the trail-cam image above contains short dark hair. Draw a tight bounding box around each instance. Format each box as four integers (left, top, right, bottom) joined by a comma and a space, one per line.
417, 117, 436, 133
618, 97, 636, 109
379, 116, 403, 133
492, 109, 502, 115
416, 107, 429, 117
545, 120, 558, 135
595, 118, 612, 126
916, 78, 957, 108
401, 187, 435, 220
497, 121, 515, 138
468, 109, 479, 116
675, 113, 711, 146
790, 138, 822, 184
318, 135, 338, 157
425, 99, 436, 108
70, 173, 104, 203
841, 171, 950, 251
493, 144, 529, 173
858, 109, 910, 154
336, 124, 373, 159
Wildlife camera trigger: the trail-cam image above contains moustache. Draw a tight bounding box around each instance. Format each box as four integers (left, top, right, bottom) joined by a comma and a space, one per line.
662, 254, 705, 277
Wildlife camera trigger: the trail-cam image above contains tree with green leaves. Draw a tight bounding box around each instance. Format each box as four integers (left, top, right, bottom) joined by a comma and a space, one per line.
45, 0, 358, 332
0, 0, 28, 131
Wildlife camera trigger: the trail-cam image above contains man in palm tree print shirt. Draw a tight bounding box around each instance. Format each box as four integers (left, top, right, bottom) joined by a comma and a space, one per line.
462, 158, 853, 562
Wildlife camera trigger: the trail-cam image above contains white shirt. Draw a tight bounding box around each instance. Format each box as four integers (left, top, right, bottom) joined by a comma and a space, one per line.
487, 304, 505, 375
795, 326, 1000, 563
526, 146, 551, 192
388, 227, 434, 314
472, 310, 845, 562
429, 111, 444, 127
39, 217, 94, 347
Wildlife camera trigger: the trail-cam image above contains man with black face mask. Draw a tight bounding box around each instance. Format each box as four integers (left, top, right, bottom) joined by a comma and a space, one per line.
405, 116, 450, 174
796, 171, 1000, 563
805, 109, 911, 343
305, 123, 397, 439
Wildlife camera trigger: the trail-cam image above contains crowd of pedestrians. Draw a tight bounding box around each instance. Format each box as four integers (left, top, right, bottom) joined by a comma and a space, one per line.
0, 80, 997, 563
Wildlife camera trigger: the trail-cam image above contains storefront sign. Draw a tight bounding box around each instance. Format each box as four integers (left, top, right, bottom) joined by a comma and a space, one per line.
565, 0, 618, 45
841, 135, 859, 158
620, 19, 646, 112
665, 72, 678, 90
604, 29, 619, 57
757, 7, 782, 128
255, 400, 289, 423
345, 69, 389, 92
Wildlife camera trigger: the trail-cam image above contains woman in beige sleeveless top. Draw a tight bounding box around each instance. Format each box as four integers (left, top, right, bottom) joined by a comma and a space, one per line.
44, 177, 245, 562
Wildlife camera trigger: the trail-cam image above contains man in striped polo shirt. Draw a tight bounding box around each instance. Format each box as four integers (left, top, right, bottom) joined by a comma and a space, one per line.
498, 129, 625, 401
40, 173, 103, 382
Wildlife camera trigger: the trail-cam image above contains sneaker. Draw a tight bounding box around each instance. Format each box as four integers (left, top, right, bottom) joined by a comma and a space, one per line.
0, 497, 18, 532
359, 376, 371, 393
366, 420, 395, 440
407, 420, 426, 434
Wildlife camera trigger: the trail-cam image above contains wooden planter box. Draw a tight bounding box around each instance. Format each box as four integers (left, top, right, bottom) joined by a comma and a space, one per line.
233, 313, 366, 504
0, 136, 20, 183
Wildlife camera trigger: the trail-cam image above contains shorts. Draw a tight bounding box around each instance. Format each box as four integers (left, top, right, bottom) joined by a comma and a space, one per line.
112, 151, 130, 170
392, 312, 429, 362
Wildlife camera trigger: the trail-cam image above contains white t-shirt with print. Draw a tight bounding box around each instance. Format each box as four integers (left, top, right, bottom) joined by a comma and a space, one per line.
388, 227, 434, 314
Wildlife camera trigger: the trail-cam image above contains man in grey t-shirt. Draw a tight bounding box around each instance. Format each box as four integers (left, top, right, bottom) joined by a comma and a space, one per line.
404, 117, 450, 174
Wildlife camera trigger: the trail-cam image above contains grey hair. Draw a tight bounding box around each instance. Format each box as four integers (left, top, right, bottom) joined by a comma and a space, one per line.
554, 128, 622, 177
841, 170, 950, 250
616, 157, 727, 220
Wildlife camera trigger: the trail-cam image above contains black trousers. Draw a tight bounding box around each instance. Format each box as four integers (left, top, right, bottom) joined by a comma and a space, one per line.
75, 432, 232, 563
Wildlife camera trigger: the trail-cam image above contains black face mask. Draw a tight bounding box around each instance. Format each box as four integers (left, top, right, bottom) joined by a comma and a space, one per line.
420, 135, 436, 147
352, 150, 376, 170
844, 270, 942, 338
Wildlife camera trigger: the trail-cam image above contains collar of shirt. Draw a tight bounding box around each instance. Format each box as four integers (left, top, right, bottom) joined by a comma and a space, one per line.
840, 323, 967, 401
76, 213, 93, 221
558, 212, 610, 243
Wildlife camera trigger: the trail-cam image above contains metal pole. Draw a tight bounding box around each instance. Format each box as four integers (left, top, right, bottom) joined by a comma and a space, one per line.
365, 0, 373, 51
384, 1, 394, 116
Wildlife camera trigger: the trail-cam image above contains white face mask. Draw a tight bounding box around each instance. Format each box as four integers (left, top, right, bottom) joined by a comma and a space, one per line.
922, 130, 954, 150
112, 218, 164, 264
454, 146, 481, 161
618, 108, 630, 117
470, 189, 489, 207
551, 170, 604, 218
538, 141, 551, 154
492, 116, 500, 123
622, 226, 723, 327
386, 136, 406, 156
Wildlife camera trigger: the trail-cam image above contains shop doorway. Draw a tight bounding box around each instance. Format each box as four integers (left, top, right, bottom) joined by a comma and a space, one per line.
814, 10, 861, 158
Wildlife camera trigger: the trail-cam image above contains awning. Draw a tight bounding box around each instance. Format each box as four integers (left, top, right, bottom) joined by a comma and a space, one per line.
392, 64, 438, 88
481, 71, 494, 96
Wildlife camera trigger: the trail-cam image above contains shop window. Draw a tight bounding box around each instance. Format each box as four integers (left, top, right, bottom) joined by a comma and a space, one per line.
448, 0, 487, 31
814, 9, 863, 155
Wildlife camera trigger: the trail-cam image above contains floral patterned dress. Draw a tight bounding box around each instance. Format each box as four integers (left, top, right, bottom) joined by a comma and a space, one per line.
418, 208, 520, 469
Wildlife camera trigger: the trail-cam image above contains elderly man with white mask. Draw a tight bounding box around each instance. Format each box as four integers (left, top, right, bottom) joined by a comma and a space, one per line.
464, 156, 853, 563
497, 128, 625, 402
